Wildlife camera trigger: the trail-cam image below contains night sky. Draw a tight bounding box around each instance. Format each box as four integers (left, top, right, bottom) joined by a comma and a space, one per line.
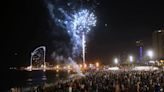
1, 0, 164, 68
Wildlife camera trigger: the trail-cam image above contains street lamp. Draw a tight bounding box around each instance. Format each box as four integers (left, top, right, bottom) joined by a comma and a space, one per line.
96, 62, 99, 67
114, 58, 118, 64
129, 55, 133, 63
147, 50, 153, 59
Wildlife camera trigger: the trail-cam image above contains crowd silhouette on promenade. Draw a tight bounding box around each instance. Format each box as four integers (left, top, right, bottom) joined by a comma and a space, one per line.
39, 69, 164, 92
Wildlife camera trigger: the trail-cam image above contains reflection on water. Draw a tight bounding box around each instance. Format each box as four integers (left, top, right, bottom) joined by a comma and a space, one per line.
2, 70, 72, 91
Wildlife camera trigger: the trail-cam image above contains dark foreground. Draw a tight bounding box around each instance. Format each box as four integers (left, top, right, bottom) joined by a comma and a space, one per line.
1, 70, 70, 92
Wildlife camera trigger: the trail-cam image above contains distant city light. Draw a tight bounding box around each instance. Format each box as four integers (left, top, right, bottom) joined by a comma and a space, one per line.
89, 63, 92, 68
114, 58, 118, 64
105, 23, 108, 27
84, 63, 87, 68
129, 55, 133, 63
67, 65, 71, 70
147, 50, 153, 59
96, 62, 99, 67
108, 67, 119, 70
132, 66, 158, 71
79, 64, 82, 68
56, 65, 59, 69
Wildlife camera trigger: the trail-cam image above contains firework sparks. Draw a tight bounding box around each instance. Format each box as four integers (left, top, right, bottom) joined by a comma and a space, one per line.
46, 0, 97, 59
72, 9, 96, 35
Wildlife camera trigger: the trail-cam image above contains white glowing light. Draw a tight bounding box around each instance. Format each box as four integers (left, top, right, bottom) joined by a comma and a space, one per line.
147, 50, 153, 59
132, 66, 158, 71
96, 62, 99, 67
129, 55, 133, 62
114, 58, 118, 64
79, 64, 82, 68
56, 65, 60, 69
82, 33, 86, 63
72, 9, 97, 34
108, 67, 119, 70
84, 63, 87, 68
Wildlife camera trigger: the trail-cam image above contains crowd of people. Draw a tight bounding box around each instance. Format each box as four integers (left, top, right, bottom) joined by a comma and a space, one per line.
39, 69, 163, 92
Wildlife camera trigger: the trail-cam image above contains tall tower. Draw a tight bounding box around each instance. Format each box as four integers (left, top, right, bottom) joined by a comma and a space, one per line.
153, 30, 164, 59
136, 40, 144, 62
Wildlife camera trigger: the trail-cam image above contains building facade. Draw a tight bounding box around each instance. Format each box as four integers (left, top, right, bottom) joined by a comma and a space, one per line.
136, 40, 144, 62
152, 30, 164, 59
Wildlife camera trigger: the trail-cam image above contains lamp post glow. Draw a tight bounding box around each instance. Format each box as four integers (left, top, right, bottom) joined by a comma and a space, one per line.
56, 65, 60, 69
114, 58, 118, 64
129, 55, 133, 63
84, 63, 87, 69
79, 64, 82, 68
147, 50, 153, 59
96, 62, 99, 67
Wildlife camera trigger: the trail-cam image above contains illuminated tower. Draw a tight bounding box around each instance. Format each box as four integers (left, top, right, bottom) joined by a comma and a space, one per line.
136, 40, 144, 62
153, 30, 164, 59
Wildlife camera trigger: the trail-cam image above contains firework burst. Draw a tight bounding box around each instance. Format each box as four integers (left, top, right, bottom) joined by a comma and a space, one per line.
46, 0, 97, 59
